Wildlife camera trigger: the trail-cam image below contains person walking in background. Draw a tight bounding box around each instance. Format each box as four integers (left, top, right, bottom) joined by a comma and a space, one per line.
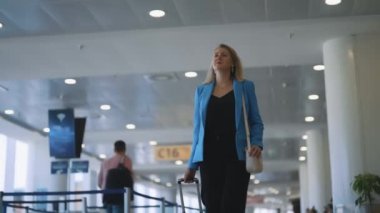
183, 44, 264, 213
98, 140, 133, 213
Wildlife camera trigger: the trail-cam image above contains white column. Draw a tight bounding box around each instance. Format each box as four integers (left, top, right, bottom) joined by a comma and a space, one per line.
306, 130, 331, 212
299, 163, 309, 213
49, 161, 69, 211
323, 34, 380, 212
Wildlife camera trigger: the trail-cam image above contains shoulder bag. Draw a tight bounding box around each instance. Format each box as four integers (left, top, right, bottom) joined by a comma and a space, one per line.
242, 92, 263, 174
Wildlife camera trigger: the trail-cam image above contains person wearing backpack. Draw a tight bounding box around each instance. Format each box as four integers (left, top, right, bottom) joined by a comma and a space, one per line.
98, 140, 134, 213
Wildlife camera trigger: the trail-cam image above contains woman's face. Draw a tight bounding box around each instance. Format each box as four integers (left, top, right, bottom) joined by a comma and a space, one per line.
212, 47, 233, 72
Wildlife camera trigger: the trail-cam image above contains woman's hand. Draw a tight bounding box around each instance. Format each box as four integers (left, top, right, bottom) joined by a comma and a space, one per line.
247, 145, 262, 158
183, 168, 196, 183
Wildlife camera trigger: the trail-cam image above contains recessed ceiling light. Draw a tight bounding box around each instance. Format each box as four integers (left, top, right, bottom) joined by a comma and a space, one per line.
149, 10, 165, 18
100, 104, 111, 111
125, 124, 136, 130
308, 94, 319, 100
254, 179, 260, 184
302, 134, 308, 140
175, 160, 183, 165
300, 146, 308, 151
184, 71, 198, 78
313, 65, 325, 71
166, 182, 172, 187
305, 116, 315, 122
0, 22, 3, 29
64, 78, 76, 85
81, 144, 85, 148
250, 175, 255, 180
299, 156, 306, 161
99, 154, 107, 159
43, 127, 50, 133
325, 0, 341, 5
149, 140, 158, 146
4, 109, 14, 115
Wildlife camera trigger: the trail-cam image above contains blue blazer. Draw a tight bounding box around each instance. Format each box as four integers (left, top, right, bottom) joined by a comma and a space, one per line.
188, 79, 264, 169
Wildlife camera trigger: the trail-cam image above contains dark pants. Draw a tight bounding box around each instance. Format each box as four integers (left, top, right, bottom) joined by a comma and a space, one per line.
105, 204, 123, 213
200, 160, 250, 213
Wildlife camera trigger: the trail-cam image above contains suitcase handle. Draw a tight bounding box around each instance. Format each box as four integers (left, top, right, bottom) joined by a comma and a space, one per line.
177, 178, 199, 184
177, 178, 203, 213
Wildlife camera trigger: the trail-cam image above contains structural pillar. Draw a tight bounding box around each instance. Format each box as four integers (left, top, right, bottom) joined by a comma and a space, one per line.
299, 163, 309, 213
306, 129, 331, 212
323, 34, 380, 212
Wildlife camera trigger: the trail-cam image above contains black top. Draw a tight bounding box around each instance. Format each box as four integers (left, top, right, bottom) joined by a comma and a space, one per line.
204, 90, 237, 162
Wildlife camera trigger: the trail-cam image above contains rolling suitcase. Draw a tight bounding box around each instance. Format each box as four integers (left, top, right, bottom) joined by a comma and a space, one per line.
177, 178, 203, 213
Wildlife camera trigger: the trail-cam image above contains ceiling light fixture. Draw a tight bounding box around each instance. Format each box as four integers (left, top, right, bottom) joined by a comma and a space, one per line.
325, 0, 341, 5
299, 156, 306, 161
43, 127, 50, 133
185, 71, 198, 78
166, 182, 172, 187
305, 116, 315, 122
99, 154, 107, 159
4, 109, 15, 115
0, 22, 3, 29
125, 124, 136, 130
302, 134, 308, 140
300, 146, 308, 151
175, 160, 183, 165
149, 10, 165, 18
313, 65, 325, 71
64, 78, 76, 85
149, 140, 158, 146
100, 104, 111, 111
81, 144, 85, 148
308, 94, 319, 100
254, 179, 260, 184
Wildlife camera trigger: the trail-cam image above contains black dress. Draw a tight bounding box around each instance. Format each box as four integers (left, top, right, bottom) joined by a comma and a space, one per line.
204, 90, 237, 162
200, 90, 250, 213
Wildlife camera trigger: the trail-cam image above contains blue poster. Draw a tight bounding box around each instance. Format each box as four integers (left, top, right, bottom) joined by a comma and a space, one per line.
51, 161, 69, 174
71, 160, 89, 173
49, 109, 76, 158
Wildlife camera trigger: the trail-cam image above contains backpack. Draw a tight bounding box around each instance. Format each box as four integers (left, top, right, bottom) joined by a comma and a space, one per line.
103, 157, 134, 204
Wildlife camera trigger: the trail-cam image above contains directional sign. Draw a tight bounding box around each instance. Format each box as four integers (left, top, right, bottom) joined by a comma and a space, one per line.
154, 145, 191, 161
71, 160, 89, 173
51, 161, 69, 174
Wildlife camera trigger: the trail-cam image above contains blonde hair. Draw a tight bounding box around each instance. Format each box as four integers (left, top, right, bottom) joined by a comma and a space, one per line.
204, 44, 244, 83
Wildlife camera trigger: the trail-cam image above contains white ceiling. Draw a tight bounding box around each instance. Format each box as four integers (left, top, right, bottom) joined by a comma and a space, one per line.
1, 0, 380, 206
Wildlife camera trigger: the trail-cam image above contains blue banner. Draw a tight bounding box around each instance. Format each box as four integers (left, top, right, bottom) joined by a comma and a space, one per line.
71, 160, 89, 173
49, 109, 76, 158
51, 161, 69, 174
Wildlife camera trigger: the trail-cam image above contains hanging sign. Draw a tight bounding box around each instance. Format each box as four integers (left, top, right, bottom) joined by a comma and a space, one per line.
154, 145, 191, 161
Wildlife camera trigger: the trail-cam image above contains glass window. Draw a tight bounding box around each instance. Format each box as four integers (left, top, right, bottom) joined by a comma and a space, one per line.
14, 140, 29, 189
0, 134, 7, 191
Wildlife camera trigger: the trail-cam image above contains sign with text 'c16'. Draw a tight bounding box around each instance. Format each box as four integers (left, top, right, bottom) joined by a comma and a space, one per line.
154, 145, 191, 161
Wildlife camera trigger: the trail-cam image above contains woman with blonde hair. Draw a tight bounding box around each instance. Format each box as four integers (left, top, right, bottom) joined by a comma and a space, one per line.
184, 44, 264, 213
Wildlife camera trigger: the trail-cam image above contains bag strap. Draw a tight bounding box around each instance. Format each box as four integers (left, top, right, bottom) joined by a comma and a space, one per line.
242, 89, 251, 150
